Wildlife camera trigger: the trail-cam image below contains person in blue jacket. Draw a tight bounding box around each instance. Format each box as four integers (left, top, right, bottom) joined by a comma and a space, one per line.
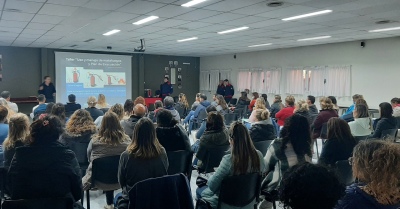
160, 77, 173, 99
223, 79, 234, 103
188, 94, 210, 134
340, 94, 363, 120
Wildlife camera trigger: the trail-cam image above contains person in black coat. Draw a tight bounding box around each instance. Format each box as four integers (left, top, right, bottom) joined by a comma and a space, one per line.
64, 94, 81, 117
59, 109, 97, 147
7, 115, 82, 208
370, 102, 398, 139
318, 118, 357, 166
38, 76, 56, 103
156, 109, 191, 152
249, 109, 276, 142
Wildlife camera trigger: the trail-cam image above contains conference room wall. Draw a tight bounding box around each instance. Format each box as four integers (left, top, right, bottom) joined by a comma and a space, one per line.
200, 36, 400, 109
144, 54, 200, 104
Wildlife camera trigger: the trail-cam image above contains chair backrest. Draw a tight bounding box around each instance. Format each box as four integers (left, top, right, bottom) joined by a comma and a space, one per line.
197, 109, 208, 121
68, 141, 90, 165
92, 155, 120, 185
354, 135, 368, 143
167, 150, 193, 176
175, 104, 185, 118
381, 129, 398, 140
253, 140, 273, 156
320, 123, 328, 139
229, 98, 237, 106
173, 96, 179, 103
233, 108, 243, 119
2, 198, 73, 209
335, 160, 355, 186
148, 103, 155, 112
224, 113, 238, 126
218, 173, 261, 209
202, 145, 230, 173
100, 108, 109, 114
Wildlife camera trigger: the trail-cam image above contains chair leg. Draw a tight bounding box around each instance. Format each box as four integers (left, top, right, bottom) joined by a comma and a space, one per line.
86, 190, 90, 209
315, 140, 319, 159
80, 190, 84, 206
272, 201, 277, 209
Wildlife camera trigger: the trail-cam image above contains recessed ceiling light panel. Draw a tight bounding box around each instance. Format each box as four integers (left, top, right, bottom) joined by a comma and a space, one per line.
248, 43, 273, 47
103, 29, 120, 36
218, 27, 249, 34
369, 27, 400, 32
282, 10, 332, 21
177, 37, 198, 42
181, 0, 207, 7
133, 16, 159, 25
297, 36, 331, 41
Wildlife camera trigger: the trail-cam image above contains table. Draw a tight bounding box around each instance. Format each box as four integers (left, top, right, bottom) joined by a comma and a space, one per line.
10, 96, 38, 104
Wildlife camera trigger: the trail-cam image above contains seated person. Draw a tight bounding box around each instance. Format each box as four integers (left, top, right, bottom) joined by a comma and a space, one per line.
311, 97, 338, 139
51, 103, 68, 125
336, 140, 400, 209
83, 112, 131, 209
121, 104, 146, 138
348, 104, 371, 137
64, 94, 81, 117
275, 95, 295, 126
94, 104, 124, 129
236, 91, 251, 108
294, 99, 313, 126
59, 109, 97, 147
85, 96, 104, 121
270, 95, 283, 118
163, 96, 180, 121
115, 118, 168, 209
370, 102, 398, 138
318, 118, 357, 166
151, 100, 163, 122
156, 109, 191, 152
340, 94, 363, 119
183, 93, 200, 125
259, 114, 312, 209
2, 113, 29, 167
307, 95, 319, 116
123, 99, 134, 120
95, 93, 111, 109
249, 109, 276, 142
390, 97, 400, 117
280, 163, 344, 209
188, 94, 211, 134
195, 112, 229, 170
195, 106, 217, 141
215, 95, 229, 115
341, 98, 368, 122
31, 94, 47, 119
1, 91, 18, 113
197, 122, 265, 209
7, 115, 82, 208
0, 106, 9, 163
249, 92, 259, 111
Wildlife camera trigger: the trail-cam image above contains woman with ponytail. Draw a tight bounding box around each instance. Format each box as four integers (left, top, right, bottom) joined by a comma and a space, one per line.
156, 109, 191, 152
249, 109, 276, 142
294, 99, 314, 126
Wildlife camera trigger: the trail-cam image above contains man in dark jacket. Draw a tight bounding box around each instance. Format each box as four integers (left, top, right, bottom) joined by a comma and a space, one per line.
121, 104, 146, 138
307, 95, 319, 115
160, 77, 173, 99
38, 76, 56, 103
223, 79, 234, 103
249, 121, 276, 142
188, 94, 211, 134
64, 94, 81, 117
216, 80, 225, 96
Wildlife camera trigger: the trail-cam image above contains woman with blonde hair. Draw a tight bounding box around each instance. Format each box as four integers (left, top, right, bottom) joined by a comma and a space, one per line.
59, 109, 97, 147
294, 99, 313, 126
0, 98, 16, 122
85, 96, 104, 121
3, 113, 30, 167
94, 104, 124, 128
249, 97, 266, 123
95, 94, 110, 109
83, 112, 131, 209
177, 93, 189, 112
336, 141, 400, 209
249, 109, 276, 143
311, 97, 338, 139
276, 95, 296, 126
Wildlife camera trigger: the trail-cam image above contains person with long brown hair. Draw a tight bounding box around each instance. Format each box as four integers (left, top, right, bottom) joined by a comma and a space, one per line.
59, 109, 97, 147
2, 113, 30, 167
94, 103, 124, 128
177, 93, 189, 112
336, 141, 400, 209
215, 94, 229, 115
115, 117, 168, 208
95, 94, 110, 109
83, 112, 131, 209
51, 103, 67, 125
249, 92, 259, 111
197, 122, 265, 209
318, 118, 357, 166
348, 104, 371, 137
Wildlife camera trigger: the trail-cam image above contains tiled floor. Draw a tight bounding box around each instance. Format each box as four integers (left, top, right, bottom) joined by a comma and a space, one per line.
87, 134, 323, 209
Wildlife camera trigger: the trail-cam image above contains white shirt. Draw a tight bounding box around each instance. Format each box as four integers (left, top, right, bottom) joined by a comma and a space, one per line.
7, 101, 18, 113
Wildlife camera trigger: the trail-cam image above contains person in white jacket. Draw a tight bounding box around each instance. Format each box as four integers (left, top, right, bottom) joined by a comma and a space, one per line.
348, 104, 372, 136
390, 98, 400, 117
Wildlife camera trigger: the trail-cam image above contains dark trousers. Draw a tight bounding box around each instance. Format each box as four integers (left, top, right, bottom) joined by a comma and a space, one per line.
105, 190, 114, 205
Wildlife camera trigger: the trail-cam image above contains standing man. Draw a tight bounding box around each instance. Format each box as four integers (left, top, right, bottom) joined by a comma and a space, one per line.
223, 79, 234, 103
160, 77, 173, 99
216, 80, 225, 96
38, 76, 56, 103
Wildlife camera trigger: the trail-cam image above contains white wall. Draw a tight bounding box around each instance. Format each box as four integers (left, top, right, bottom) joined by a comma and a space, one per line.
200, 37, 400, 109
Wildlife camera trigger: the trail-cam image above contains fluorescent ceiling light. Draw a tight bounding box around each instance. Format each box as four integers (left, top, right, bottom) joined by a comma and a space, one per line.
248, 43, 273, 47
103, 29, 120, 36
177, 37, 198, 42
298, 36, 331, 41
181, 0, 207, 7
282, 10, 332, 21
218, 27, 249, 34
133, 16, 159, 25
369, 27, 400, 32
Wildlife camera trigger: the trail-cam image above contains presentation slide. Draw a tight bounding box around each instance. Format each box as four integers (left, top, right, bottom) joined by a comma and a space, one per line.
55, 52, 132, 106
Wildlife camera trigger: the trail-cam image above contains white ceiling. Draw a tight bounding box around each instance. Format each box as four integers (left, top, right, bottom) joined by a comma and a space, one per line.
0, 0, 399, 57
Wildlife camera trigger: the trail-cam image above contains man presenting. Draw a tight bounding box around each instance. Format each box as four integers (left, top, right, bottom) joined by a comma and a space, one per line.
160, 77, 173, 99
38, 76, 56, 103
223, 79, 234, 103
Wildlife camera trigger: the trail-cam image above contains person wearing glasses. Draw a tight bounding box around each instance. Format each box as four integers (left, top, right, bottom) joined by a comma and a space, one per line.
336, 140, 400, 209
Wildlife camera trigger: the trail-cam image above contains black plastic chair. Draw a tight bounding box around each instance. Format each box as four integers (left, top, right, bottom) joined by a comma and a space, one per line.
200, 145, 230, 173
148, 103, 155, 112
233, 108, 244, 119
2, 197, 73, 209
224, 113, 238, 127
228, 98, 237, 107
381, 129, 398, 141
100, 108, 109, 114
253, 140, 273, 156
167, 150, 194, 182
85, 155, 120, 209
175, 104, 185, 119
193, 109, 207, 130
218, 173, 261, 209
335, 160, 355, 186
0, 166, 7, 199
68, 141, 90, 205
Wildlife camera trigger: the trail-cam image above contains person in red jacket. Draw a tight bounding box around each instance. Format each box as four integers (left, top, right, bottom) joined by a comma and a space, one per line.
311, 97, 338, 139
249, 92, 259, 111
275, 95, 296, 126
